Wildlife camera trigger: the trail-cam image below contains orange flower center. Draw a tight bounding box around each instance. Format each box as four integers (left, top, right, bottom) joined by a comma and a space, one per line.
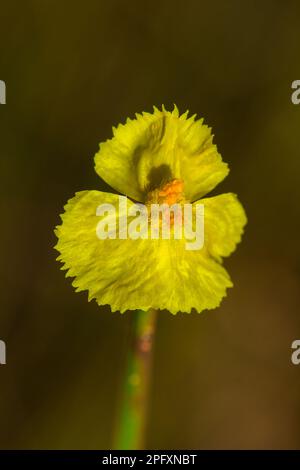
146, 179, 185, 205
145, 179, 185, 228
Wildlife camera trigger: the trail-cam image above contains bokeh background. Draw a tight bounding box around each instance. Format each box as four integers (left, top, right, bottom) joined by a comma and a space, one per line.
1, 0, 300, 449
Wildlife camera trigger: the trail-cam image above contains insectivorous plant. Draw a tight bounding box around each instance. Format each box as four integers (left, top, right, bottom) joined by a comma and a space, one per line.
55, 105, 247, 449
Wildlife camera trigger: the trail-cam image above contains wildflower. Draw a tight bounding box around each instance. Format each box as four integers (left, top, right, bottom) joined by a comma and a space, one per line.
55, 106, 246, 314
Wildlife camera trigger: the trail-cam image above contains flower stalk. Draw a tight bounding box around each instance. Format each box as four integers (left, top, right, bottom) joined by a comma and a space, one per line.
114, 309, 158, 450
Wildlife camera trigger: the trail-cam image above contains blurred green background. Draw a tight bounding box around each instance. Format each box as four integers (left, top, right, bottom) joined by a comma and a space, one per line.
1, 0, 300, 449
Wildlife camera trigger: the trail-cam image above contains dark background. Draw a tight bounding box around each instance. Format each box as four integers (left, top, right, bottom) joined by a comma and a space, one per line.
1, 0, 300, 449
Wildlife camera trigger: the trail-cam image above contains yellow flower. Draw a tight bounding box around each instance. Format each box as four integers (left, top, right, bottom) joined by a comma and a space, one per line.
55, 106, 247, 314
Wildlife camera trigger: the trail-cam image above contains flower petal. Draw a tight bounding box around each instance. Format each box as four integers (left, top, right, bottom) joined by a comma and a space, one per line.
55, 190, 233, 314
94, 106, 229, 202
198, 193, 247, 262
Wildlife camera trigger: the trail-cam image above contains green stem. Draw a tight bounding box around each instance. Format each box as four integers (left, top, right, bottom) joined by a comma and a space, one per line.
114, 309, 158, 450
